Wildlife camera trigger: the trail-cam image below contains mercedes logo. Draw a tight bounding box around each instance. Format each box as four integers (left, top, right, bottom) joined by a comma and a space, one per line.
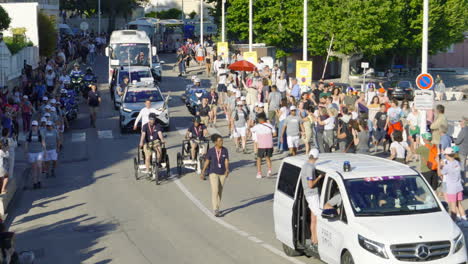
416, 244, 430, 260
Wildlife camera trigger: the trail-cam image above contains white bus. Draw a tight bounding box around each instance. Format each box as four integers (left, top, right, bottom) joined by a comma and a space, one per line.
127, 18, 160, 45
105, 30, 157, 84
157, 19, 184, 53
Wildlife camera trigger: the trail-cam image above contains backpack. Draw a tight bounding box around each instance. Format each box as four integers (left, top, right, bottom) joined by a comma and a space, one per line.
234, 109, 248, 122
27, 131, 42, 143
425, 144, 438, 170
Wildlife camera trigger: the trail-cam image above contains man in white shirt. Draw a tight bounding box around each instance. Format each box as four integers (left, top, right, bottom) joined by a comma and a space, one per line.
217, 64, 229, 107
213, 56, 222, 78
133, 99, 159, 131
271, 64, 281, 85
88, 42, 96, 65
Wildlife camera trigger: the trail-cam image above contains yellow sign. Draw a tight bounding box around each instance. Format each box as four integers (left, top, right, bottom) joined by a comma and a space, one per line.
243, 51, 258, 65
217, 42, 229, 60
296, 60, 313, 87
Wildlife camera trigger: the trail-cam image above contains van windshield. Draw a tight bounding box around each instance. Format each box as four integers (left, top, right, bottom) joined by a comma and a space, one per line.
344, 175, 440, 217
124, 90, 163, 103
110, 44, 150, 66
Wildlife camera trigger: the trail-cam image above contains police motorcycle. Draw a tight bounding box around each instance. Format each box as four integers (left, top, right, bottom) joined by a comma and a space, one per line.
185, 84, 208, 116
60, 88, 78, 121
69, 63, 83, 101
82, 67, 97, 99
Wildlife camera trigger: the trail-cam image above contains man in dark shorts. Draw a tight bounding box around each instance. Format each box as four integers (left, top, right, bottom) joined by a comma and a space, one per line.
196, 97, 211, 126
139, 113, 165, 175
250, 113, 276, 178
373, 103, 388, 152
87, 84, 101, 128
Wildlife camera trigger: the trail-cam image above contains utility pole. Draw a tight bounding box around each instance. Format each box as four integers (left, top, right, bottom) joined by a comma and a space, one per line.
302, 0, 307, 61
422, 0, 429, 74
200, 0, 204, 46
98, 0, 101, 35
222, 0, 226, 42
248, 0, 252, 51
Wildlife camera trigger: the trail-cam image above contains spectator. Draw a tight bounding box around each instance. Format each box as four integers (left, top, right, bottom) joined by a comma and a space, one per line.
276, 99, 289, 153
231, 101, 248, 153
281, 106, 304, 156
430, 104, 448, 146
416, 133, 439, 191
353, 119, 370, 154
25, 120, 46, 189
455, 116, 468, 180
267, 85, 281, 128
250, 113, 275, 178
373, 103, 388, 152
388, 130, 412, 164
0, 141, 9, 194
290, 78, 301, 100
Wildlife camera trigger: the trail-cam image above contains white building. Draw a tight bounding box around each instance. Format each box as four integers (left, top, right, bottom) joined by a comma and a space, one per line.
0, 0, 59, 20
0, 2, 40, 46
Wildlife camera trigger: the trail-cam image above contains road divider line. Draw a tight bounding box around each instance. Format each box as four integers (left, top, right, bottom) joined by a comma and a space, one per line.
71, 132, 86, 142
174, 179, 307, 264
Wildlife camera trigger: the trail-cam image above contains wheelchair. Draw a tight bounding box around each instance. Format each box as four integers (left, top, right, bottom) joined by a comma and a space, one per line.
176, 138, 210, 176
134, 141, 170, 185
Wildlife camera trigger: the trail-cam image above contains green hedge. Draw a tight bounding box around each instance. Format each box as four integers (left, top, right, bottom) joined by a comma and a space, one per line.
3, 36, 33, 55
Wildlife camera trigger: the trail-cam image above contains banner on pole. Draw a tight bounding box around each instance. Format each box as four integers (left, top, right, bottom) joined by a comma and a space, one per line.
217, 42, 229, 61
296, 60, 313, 87
243, 51, 258, 65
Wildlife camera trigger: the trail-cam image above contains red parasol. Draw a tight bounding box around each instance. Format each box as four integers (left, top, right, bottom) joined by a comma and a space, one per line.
228, 60, 257, 72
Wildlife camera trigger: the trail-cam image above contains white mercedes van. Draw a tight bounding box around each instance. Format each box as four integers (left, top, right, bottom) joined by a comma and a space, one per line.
273, 153, 467, 264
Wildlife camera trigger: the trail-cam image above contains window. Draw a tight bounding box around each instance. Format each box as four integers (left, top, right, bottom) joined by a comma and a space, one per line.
324, 178, 347, 223
277, 163, 301, 198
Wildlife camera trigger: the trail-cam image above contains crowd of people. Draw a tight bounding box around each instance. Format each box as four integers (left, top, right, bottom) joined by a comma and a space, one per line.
177, 44, 468, 220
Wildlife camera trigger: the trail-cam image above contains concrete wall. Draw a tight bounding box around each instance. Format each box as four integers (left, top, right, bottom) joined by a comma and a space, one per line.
0, 2, 39, 46
430, 39, 468, 68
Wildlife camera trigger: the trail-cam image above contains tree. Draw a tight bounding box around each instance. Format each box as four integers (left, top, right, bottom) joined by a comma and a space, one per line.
0, 6, 11, 32
145, 8, 183, 19
188, 11, 197, 20
38, 12, 57, 57
307, 0, 402, 82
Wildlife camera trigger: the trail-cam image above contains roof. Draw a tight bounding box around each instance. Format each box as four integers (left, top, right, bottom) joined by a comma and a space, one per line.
283, 153, 417, 179
109, 30, 150, 44
118, 66, 151, 72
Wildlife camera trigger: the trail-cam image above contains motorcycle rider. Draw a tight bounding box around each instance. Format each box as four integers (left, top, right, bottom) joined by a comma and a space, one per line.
82, 67, 97, 98
70, 63, 83, 94
185, 116, 209, 163
139, 113, 165, 174
70, 63, 83, 77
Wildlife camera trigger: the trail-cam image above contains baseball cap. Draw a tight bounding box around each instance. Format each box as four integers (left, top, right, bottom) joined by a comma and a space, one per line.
378, 88, 386, 93
40, 117, 47, 122
191, 75, 197, 80
194, 78, 201, 83
443, 147, 455, 155
43, 96, 48, 101
258, 102, 264, 108
290, 105, 297, 111
421, 132, 432, 141
45, 105, 51, 110
236, 101, 243, 106
23, 95, 28, 99
51, 107, 56, 112
31, 120, 39, 126
46, 121, 53, 126
241, 96, 246, 101
44, 113, 51, 117
309, 148, 319, 159
51, 99, 57, 104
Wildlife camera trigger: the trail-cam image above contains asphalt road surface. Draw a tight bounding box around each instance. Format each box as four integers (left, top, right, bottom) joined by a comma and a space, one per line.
6, 54, 321, 264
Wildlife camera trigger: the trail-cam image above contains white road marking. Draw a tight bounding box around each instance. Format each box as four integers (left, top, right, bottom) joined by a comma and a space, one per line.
98, 130, 113, 139
71, 132, 86, 142
176, 127, 187, 136
174, 179, 307, 264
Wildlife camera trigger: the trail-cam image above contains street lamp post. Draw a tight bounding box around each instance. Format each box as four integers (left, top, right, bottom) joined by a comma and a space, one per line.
303, 0, 307, 61
421, 0, 429, 74
98, 0, 101, 35
222, 0, 226, 42
248, 0, 252, 51
200, 0, 204, 46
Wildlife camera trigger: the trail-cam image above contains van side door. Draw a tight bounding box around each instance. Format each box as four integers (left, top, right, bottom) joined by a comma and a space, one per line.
317, 174, 347, 264
273, 162, 302, 249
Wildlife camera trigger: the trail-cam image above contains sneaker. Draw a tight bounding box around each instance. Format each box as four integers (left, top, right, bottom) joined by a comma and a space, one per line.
267, 170, 272, 178
142, 169, 150, 174
256, 172, 262, 179
214, 210, 221, 217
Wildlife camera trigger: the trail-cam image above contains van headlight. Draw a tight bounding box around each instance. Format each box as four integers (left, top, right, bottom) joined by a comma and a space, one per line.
122, 108, 132, 113
358, 235, 388, 259
453, 233, 464, 254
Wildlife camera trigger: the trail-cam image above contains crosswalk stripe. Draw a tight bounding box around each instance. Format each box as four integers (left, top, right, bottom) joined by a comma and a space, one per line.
71, 132, 86, 142
97, 130, 113, 139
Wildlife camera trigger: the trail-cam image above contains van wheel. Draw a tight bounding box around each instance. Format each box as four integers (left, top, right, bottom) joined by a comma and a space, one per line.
282, 243, 302, 257
341, 251, 354, 264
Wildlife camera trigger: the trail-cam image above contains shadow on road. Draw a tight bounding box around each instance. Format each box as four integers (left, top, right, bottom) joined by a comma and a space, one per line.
221, 193, 274, 217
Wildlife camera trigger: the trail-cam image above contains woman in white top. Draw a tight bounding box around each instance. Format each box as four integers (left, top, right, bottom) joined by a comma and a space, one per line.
406, 107, 422, 153
276, 72, 288, 99
365, 83, 377, 105
331, 88, 342, 107
0, 141, 10, 194
316, 108, 337, 153
276, 98, 289, 152
389, 131, 412, 164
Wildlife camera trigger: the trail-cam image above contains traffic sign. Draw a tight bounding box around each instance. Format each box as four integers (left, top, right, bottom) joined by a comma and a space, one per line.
80, 22, 89, 31
413, 90, 434, 110
416, 73, 434, 90
361, 62, 369, 69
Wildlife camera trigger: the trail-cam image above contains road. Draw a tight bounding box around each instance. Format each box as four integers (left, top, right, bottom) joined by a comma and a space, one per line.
7, 54, 468, 264
6, 54, 319, 264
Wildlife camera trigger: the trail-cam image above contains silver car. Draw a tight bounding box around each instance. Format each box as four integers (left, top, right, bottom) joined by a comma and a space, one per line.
119, 84, 170, 133
110, 66, 155, 110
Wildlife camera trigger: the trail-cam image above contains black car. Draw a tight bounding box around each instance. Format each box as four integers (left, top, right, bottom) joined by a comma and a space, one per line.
386, 81, 414, 101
